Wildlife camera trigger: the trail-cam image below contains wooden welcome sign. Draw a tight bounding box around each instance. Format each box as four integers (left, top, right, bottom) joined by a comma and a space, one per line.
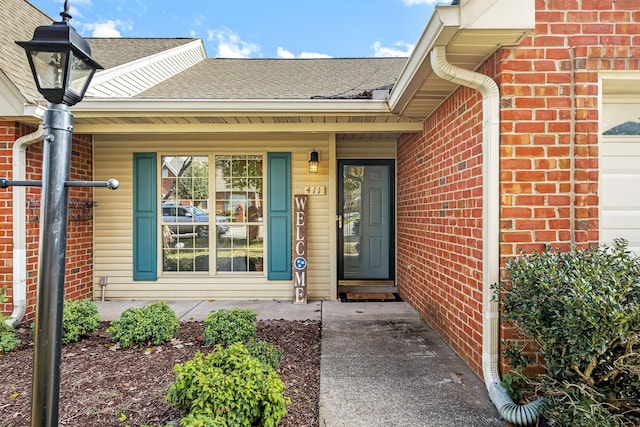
293, 194, 308, 304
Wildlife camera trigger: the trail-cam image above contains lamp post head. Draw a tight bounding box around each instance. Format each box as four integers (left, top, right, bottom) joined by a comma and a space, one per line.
16, 0, 103, 106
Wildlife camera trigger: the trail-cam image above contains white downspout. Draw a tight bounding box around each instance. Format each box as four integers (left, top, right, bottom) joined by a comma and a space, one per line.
430, 46, 541, 426
6, 125, 45, 327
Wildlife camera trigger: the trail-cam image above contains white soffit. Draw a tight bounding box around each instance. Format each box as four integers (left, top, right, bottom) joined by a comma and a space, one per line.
389, 0, 535, 120
601, 72, 640, 97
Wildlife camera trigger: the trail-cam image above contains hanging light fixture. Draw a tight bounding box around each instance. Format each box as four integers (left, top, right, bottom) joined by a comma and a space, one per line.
308, 149, 319, 173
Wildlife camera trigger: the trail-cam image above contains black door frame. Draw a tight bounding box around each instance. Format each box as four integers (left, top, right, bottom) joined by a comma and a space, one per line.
337, 159, 396, 283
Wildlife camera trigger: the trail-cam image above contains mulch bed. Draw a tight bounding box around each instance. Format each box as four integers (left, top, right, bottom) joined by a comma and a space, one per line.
0, 320, 321, 426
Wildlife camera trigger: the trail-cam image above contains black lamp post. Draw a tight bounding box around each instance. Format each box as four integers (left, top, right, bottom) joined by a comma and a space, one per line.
14, 2, 105, 426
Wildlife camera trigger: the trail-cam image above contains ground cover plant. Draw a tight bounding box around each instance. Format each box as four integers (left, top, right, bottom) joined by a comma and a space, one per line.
202, 308, 257, 347
106, 300, 180, 348
497, 239, 640, 426
167, 308, 289, 426
62, 299, 100, 345
167, 343, 289, 426
0, 300, 320, 427
0, 287, 20, 353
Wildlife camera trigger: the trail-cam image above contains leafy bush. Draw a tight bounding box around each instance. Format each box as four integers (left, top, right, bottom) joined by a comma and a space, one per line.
166, 343, 290, 427
179, 413, 227, 427
0, 286, 20, 352
106, 301, 180, 348
62, 299, 100, 344
245, 338, 283, 370
497, 239, 640, 426
202, 308, 257, 347
0, 323, 21, 352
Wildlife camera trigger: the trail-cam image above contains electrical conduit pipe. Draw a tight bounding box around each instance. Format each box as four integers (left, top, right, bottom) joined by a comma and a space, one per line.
430, 45, 542, 426
6, 125, 45, 327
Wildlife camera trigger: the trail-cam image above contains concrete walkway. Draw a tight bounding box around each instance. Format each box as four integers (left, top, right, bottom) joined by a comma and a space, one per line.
95, 299, 504, 426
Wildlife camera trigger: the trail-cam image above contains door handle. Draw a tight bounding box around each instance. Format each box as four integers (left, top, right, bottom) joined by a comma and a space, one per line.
337, 214, 343, 229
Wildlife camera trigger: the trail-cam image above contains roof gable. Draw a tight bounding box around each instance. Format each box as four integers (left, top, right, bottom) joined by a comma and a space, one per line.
86, 38, 206, 98
0, 0, 53, 104
86, 38, 201, 70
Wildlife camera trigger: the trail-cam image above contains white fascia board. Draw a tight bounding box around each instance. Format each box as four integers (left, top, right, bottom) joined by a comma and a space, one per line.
0, 73, 30, 118
72, 98, 394, 115
89, 39, 206, 87
22, 104, 47, 119
387, 6, 461, 114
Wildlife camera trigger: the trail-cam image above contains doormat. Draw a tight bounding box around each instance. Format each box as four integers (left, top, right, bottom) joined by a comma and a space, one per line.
340, 292, 403, 302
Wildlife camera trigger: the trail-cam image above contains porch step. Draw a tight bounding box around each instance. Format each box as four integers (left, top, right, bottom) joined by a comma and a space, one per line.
338, 285, 399, 294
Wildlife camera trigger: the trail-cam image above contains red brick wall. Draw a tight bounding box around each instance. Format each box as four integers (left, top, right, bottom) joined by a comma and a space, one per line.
397, 0, 640, 377
397, 71, 488, 376
0, 121, 94, 322
498, 0, 640, 366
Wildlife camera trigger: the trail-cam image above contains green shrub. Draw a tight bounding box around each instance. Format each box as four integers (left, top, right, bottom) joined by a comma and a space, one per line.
0, 286, 20, 352
62, 299, 100, 344
167, 343, 289, 427
179, 413, 227, 427
245, 338, 283, 370
497, 239, 640, 426
106, 301, 180, 348
0, 323, 20, 352
202, 308, 257, 347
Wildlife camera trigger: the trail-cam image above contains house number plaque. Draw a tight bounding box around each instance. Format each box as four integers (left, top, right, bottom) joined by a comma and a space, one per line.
293, 194, 308, 304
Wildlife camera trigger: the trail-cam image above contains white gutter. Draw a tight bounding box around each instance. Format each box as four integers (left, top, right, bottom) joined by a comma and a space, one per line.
430, 45, 541, 426
6, 125, 45, 327
73, 98, 395, 115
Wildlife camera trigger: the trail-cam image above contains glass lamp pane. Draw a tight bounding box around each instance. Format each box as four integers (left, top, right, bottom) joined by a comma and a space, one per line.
68, 52, 94, 96
30, 51, 67, 90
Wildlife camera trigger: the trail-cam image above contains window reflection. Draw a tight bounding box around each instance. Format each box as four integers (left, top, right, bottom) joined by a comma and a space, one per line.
160, 156, 210, 272
158, 154, 265, 274
215, 155, 264, 272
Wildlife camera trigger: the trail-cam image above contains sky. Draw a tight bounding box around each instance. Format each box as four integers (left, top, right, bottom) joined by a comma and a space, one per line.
28, 0, 444, 59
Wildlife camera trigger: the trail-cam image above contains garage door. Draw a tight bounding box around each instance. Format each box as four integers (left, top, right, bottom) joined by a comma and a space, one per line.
600, 102, 640, 254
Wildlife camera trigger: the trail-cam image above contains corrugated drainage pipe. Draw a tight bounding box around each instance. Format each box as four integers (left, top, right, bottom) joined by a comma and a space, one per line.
430, 45, 542, 426
6, 125, 45, 328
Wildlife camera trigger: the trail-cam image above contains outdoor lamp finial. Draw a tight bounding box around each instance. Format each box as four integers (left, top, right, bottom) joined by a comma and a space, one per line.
61, 0, 71, 22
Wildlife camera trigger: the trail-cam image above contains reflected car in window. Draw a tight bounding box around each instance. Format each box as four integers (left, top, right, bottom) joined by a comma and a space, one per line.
161, 203, 229, 237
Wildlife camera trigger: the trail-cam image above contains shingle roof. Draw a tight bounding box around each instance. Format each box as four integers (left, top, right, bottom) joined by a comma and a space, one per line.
136, 57, 407, 100
86, 38, 199, 70
0, 0, 53, 102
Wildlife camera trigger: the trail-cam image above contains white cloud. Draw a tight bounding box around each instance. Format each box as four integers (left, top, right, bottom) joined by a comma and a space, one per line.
54, 0, 91, 17
277, 47, 332, 59
208, 28, 260, 58
192, 15, 206, 27
371, 41, 414, 57
277, 47, 295, 58
84, 20, 125, 37
299, 51, 332, 59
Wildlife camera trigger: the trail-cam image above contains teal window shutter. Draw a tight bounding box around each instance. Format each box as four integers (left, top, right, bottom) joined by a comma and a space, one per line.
133, 153, 157, 280
267, 152, 291, 280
